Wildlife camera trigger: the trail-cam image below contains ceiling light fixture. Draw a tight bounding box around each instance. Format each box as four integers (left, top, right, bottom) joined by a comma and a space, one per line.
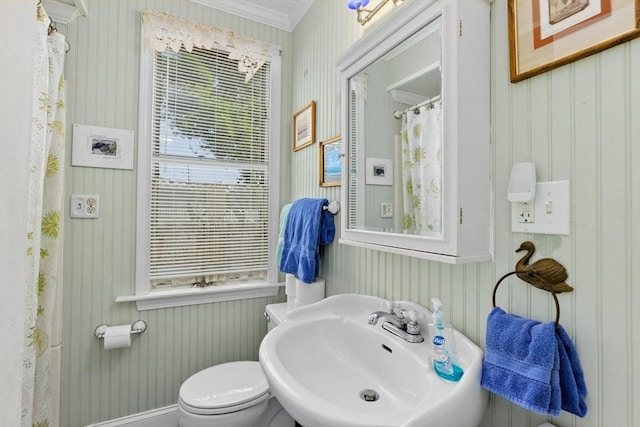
347, 0, 403, 25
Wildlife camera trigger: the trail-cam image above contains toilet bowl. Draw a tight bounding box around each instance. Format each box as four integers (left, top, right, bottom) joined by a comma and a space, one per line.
177, 303, 294, 427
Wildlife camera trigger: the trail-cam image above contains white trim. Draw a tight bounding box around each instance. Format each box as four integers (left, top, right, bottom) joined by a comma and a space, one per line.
135, 37, 153, 297
388, 89, 427, 106
42, 0, 82, 24
339, 238, 491, 264
86, 405, 177, 427
268, 51, 282, 283
190, 0, 315, 32
116, 282, 281, 311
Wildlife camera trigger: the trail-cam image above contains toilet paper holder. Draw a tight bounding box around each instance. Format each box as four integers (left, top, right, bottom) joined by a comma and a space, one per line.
94, 320, 147, 340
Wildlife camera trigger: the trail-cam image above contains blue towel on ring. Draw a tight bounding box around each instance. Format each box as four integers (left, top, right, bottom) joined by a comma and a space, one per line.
278, 198, 335, 283
481, 307, 587, 417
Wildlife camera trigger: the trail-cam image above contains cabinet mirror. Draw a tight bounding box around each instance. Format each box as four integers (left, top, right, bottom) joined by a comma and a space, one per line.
337, 0, 492, 263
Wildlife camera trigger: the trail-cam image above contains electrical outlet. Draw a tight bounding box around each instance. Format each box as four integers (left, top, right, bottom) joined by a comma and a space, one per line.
516, 202, 535, 223
380, 202, 393, 218
70, 194, 100, 218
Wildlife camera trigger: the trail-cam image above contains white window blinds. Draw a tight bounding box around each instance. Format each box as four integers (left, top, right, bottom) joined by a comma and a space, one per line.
149, 45, 271, 287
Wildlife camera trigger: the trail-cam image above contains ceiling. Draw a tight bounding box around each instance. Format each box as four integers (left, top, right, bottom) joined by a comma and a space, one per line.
45, 0, 317, 32
190, 0, 316, 32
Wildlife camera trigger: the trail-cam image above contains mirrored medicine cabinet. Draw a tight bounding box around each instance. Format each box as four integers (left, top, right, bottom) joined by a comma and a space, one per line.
337, 0, 492, 263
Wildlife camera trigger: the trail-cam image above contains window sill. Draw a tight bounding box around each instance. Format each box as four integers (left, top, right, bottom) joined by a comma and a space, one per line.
115, 281, 282, 311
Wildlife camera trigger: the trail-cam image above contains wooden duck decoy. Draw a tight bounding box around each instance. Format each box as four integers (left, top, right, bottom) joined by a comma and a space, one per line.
515, 241, 574, 293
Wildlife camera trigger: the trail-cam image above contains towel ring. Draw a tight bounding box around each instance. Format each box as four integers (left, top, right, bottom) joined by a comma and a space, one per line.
492, 270, 561, 327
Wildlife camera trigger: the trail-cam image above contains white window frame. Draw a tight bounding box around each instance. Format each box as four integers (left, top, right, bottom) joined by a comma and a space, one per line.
119, 39, 282, 311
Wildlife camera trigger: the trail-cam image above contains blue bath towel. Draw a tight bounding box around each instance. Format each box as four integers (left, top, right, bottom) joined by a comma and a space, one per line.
279, 198, 335, 283
481, 307, 587, 417
275, 203, 291, 265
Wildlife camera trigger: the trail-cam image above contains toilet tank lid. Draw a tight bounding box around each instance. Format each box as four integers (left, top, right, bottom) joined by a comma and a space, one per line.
265, 303, 288, 326
179, 361, 269, 410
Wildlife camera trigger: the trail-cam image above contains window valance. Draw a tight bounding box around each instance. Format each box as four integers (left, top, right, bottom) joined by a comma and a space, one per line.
142, 10, 270, 82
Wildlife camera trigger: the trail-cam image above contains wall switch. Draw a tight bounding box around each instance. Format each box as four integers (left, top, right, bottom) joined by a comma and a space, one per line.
380, 202, 393, 218
511, 181, 569, 235
70, 194, 100, 218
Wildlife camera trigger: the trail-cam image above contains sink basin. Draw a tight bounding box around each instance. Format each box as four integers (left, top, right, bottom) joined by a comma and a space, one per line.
259, 294, 487, 427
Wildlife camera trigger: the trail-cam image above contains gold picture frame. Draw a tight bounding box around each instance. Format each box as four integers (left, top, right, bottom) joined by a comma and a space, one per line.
509, 0, 640, 82
292, 100, 316, 151
319, 135, 342, 187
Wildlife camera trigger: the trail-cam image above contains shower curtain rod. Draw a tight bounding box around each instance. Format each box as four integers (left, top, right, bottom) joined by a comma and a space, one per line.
393, 94, 441, 119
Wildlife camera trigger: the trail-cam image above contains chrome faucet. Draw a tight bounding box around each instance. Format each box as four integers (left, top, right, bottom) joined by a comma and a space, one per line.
368, 303, 424, 343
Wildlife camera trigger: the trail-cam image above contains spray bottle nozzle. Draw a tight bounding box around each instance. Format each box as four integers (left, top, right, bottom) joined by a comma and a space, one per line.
431, 298, 444, 329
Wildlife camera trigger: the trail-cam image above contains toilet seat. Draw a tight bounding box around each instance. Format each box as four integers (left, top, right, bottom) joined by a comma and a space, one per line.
179, 361, 270, 416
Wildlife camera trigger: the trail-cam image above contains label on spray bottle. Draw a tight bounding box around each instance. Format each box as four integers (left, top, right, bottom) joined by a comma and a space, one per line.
432, 333, 452, 374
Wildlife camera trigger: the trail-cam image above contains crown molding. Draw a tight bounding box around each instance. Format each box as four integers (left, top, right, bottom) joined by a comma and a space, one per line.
43, 0, 87, 24
190, 0, 314, 32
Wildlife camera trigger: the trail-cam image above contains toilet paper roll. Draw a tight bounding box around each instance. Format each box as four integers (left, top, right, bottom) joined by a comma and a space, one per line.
285, 274, 296, 297
103, 325, 132, 350
295, 278, 325, 305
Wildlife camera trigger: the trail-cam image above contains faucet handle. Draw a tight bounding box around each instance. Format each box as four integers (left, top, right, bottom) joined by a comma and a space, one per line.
383, 300, 398, 313
404, 310, 421, 335
389, 301, 404, 317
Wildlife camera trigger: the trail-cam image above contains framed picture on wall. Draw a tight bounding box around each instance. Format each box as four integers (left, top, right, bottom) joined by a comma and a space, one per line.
365, 157, 393, 186
319, 135, 342, 187
509, 0, 640, 82
72, 124, 134, 170
292, 101, 316, 151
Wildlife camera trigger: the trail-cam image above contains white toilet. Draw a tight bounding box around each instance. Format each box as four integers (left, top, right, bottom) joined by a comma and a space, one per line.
176, 303, 294, 427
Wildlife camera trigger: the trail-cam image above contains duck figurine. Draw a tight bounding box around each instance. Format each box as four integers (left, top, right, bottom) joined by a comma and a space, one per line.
515, 241, 574, 293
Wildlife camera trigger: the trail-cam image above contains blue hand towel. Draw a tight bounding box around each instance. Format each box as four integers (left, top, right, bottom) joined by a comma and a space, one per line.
481, 307, 588, 417
279, 198, 335, 284
481, 307, 561, 415
556, 325, 588, 417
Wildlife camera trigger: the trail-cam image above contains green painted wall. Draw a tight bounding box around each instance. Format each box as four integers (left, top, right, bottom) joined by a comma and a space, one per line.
58, 0, 640, 426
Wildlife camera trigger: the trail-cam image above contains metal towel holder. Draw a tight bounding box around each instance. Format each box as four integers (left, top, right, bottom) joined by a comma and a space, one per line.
492, 271, 562, 327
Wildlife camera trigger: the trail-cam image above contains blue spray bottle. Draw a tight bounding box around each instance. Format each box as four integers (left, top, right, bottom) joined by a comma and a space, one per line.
431, 298, 464, 381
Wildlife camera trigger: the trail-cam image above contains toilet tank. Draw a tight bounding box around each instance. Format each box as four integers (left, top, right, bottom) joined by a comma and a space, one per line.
265, 303, 288, 333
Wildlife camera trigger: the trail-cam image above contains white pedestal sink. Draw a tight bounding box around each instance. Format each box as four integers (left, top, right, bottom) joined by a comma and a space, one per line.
259, 294, 487, 427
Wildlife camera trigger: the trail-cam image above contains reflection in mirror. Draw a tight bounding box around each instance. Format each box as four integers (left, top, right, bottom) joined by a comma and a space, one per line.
348, 18, 442, 237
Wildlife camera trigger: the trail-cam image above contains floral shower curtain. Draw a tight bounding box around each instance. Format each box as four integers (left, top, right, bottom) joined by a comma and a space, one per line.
400, 102, 442, 234
22, 4, 66, 427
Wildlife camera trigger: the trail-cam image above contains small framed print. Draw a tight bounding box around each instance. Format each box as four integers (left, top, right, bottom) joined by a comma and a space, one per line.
365, 157, 393, 186
292, 101, 316, 151
72, 124, 134, 170
319, 135, 342, 187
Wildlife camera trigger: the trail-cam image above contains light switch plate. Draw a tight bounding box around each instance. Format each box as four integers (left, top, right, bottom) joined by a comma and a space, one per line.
511, 181, 570, 235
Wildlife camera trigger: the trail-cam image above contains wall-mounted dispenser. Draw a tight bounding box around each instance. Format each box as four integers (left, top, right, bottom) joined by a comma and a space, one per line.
508, 162, 570, 235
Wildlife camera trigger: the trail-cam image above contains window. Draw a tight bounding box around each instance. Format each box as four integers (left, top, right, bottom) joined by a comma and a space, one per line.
133, 34, 282, 310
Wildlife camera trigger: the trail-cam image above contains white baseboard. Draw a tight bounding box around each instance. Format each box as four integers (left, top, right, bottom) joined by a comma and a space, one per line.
85, 405, 177, 427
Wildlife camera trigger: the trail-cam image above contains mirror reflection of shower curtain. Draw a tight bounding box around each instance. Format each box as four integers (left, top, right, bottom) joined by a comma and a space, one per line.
400, 102, 442, 234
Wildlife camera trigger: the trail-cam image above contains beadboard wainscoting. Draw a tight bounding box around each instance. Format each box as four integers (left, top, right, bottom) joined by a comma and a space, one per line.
60, 1, 290, 425
57, 0, 640, 426
291, 1, 640, 427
